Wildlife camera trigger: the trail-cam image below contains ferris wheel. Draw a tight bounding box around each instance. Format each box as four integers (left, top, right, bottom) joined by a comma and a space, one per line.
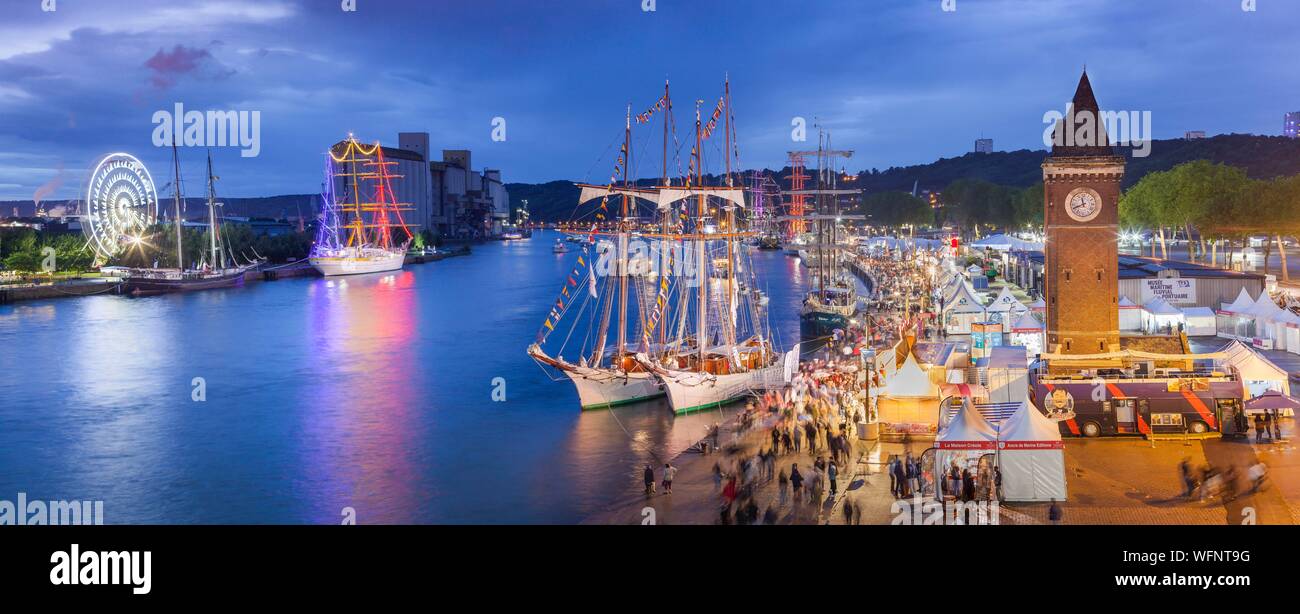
83, 153, 159, 260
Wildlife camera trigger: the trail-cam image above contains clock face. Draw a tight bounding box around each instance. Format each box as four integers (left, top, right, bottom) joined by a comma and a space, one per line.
1065, 188, 1101, 222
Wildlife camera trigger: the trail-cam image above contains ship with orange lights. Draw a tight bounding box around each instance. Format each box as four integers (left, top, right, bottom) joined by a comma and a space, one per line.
309, 136, 413, 277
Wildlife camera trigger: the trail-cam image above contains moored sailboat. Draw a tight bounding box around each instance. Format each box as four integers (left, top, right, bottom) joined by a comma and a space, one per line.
123, 145, 258, 295
310, 136, 413, 277
528, 85, 677, 410
632, 78, 797, 415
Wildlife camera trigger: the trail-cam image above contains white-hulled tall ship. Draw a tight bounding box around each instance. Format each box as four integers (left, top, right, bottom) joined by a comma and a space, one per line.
528, 83, 676, 410
633, 78, 797, 415
310, 136, 413, 276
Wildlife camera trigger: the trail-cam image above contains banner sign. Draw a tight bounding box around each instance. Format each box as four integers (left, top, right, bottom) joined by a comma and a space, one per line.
1141, 278, 1196, 305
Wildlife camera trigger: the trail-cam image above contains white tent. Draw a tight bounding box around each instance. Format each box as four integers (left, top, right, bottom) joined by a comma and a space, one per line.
1182, 306, 1217, 337
1247, 292, 1298, 348
1118, 295, 1143, 332
1222, 287, 1255, 313
1217, 288, 1257, 340
969, 233, 1044, 252
883, 353, 939, 398
1027, 296, 1046, 314
934, 402, 999, 500
1009, 311, 1045, 357
943, 282, 987, 335
985, 286, 1027, 324
995, 401, 1067, 502
1142, 296, 1184, 334
1220, 339, 1292, 400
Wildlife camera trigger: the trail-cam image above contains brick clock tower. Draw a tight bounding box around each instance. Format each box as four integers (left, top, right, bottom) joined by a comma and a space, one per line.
1043, 71, 1125, 355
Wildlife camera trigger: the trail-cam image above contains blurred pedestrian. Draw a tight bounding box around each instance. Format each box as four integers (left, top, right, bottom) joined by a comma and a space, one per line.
1048, 499, 1062, 525
661, 462, 676, 495
644, 464, 655, 497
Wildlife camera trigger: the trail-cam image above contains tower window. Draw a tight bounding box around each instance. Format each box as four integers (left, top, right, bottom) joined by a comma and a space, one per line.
1064, 269, 1072, 282
1064, 339, 1073, 352
1099, 340, 1105, 351
1096, 268, 1104, 282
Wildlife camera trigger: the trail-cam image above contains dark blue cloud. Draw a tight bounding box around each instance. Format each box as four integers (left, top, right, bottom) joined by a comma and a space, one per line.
0, 0, 1296, 201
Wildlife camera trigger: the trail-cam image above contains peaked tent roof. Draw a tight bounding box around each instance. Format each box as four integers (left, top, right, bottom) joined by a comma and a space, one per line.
1010, 311, 1044, 332
883, 353, 938, 398
936, 401, 998, 448
1142, 296, 1182, 316
1028, 297, 1046, 311
1220, 340, 1289, 382
986, 285, 1022, 312
943, 281, 986, 314
1118, 295, 1139, 309
1221, 287, 1255, 314
997, 400, 1063, 445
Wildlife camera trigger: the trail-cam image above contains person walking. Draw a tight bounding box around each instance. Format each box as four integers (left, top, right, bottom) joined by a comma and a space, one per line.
1179, 457, 1195, 498
894, 457, 909, 498
661, 462, 676, 494
887, 456, 899, 498
1271, 409, 1281, 440
828, 460, 839, 499
643, 464, 655, 497
1048, 499, 1062, 525
1254, 413, 1265, 443
790, 464, 804, 503
793, 424, 803, 453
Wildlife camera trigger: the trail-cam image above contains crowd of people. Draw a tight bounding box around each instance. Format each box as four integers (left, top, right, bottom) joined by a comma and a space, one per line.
1179, 457, 1270, 503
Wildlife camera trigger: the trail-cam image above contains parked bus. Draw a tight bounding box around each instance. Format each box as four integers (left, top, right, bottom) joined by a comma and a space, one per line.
1031, 369, 1243, 438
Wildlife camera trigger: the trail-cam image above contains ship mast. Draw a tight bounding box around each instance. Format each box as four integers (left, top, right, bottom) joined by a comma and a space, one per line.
723, 77, 738, 351
616, 104, 632, 364
695, 99, 707, 367
171, 137, 184, 271
658, 79, 672, 350
206, 151, 221, 270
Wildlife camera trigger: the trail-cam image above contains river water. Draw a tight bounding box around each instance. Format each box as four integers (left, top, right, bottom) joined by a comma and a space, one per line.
0, 230, 810, 524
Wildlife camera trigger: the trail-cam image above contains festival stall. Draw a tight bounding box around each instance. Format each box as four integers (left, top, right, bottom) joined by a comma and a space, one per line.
942, 282, 986, 335
1118, 296, 1143, 332
1246, 292, 1300, 350
877, 352, 941, 435
1027, 296, 1046, 316
1220, 340, 1292, 414
995, 401, 1067, 502
984, 285, 1027, 325
1217, 288, 1258, 340
1141, 296, 1184, 334
1181, 306, 1217, 337
1009, 312, 1045, 358
933, 401, 999, 500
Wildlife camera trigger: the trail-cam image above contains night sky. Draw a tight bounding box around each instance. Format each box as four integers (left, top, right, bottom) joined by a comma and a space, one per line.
1, 0, 1296, 202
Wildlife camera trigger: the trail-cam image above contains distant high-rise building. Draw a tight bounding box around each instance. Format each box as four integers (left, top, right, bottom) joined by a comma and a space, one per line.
1184, 131, 1206, 140
1285, 112, 1300, 138
974, 138, 993, 153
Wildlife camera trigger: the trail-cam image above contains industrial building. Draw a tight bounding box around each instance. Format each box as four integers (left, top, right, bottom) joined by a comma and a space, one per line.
330, 133, 509, 240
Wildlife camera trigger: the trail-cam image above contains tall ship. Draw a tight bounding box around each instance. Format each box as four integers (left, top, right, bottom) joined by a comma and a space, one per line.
633, 78, 796, 415
795, 131, 860, 341
124, 144, 258, 295
310, 136, 413, 276
528, 83, 675, 410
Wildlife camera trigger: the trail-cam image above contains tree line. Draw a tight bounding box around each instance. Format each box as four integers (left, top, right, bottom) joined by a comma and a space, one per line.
1120, 160, 1298, 280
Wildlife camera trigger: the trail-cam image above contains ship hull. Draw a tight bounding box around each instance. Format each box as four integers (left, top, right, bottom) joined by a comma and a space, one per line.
310, 250, 405, 276
800, 310, 852, 340
639, 349, 796, 415
565, 368, 664, 410
124, 270, 247, 296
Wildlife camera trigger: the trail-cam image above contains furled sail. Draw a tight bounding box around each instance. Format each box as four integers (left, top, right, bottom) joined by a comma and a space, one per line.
656, 187, 746, 210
